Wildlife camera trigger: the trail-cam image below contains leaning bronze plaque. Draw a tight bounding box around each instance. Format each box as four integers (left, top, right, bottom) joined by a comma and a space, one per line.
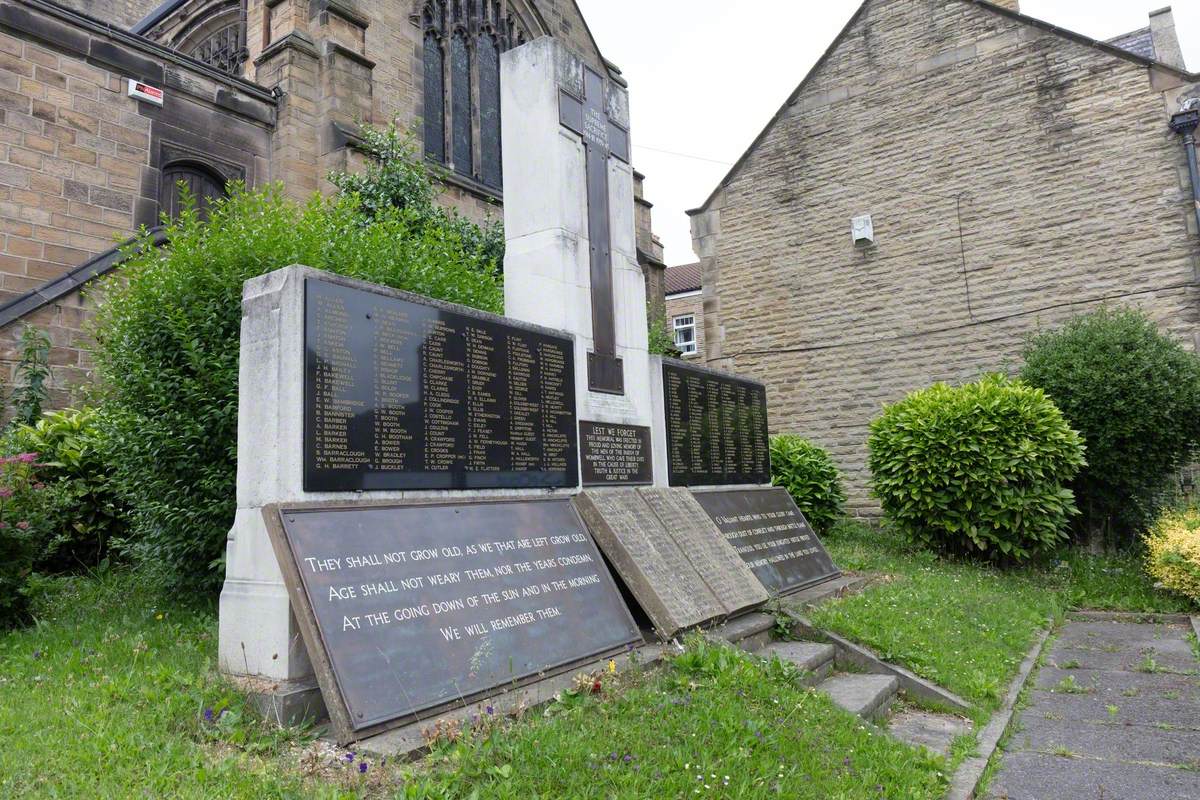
691, 487, 840, 596
267, 499, 641, 743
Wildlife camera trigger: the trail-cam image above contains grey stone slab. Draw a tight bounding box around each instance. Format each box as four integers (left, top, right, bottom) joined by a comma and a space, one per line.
888, 709, 972, 757
760, 641, 836, 673
1054, 636, 1199, 674
1036, 665, 1200, 701
573, 490, 723, 639
1027, 686, 1200, 730
1011, 714, 1200, 767
637, 487, 768, 616
818, 673, 898, 720
987, 750, 1200, 800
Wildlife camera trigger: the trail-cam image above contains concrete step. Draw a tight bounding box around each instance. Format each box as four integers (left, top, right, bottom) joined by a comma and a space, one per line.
759, 641, 836, 684
818, 673, 899, 721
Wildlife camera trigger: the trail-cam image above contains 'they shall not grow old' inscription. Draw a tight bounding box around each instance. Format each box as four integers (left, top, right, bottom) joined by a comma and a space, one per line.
267, 499, 641, 743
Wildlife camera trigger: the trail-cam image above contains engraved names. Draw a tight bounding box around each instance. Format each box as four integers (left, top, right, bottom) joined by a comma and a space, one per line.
662, 360, 770, 487
304, 279, 578, 491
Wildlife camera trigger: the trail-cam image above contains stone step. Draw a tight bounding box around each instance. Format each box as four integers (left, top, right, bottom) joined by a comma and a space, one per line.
818, 673, 899, 721
759, 641, 836, 684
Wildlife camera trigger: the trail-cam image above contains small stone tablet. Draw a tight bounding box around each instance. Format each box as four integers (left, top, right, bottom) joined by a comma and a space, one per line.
637, 487, 768, 616
573, 490, 724, 638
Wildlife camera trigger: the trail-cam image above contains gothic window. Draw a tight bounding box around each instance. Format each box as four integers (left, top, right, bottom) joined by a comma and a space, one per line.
421, 0, 527, 191
159, 162, 228, 220
171, 2, 248, 78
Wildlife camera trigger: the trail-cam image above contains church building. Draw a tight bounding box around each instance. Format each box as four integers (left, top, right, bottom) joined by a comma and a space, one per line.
689, 0, 1200, 513
0, 0, 664, 407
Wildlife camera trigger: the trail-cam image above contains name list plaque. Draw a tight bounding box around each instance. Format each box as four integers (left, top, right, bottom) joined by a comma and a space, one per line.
269, 499, 642, 743
661, 360, 770, 487
579, 421, 652, 486
692, 487, 840, 595
304, 279, 578, 491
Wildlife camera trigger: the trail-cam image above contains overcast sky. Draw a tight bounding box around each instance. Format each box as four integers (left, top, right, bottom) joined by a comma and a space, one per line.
574, 1, 1200, 266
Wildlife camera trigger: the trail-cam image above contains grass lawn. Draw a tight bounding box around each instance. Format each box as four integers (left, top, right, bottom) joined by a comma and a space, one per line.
810, 521, 1195, 723
2, 525, 1191, 799
0, 570, 946, 800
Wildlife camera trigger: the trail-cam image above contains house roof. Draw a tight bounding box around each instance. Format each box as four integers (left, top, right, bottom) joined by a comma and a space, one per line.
688, 0, 1200, 216
665, 263, 702, 295
1107, 26, 1156, 61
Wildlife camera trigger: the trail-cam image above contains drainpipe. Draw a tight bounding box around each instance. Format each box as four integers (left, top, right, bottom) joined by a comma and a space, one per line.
1170, 106, 1200, 240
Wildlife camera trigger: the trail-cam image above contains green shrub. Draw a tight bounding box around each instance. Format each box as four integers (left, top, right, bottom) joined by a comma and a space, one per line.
9, 326, 49, 428
769, 435, 846, 533
1020, 308, 1200, 547
867, 375, 1085, 561
0, 453, 55, 627
1144, 509, 1200, 605
6, 408, 125, 571
90, 181, 503, 593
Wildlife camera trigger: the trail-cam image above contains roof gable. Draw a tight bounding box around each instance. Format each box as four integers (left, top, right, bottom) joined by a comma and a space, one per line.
689, 0, 1199, 215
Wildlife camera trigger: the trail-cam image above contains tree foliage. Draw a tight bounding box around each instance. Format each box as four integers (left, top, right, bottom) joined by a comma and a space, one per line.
1020, 308, 1200, 547
90, 180, 503, 591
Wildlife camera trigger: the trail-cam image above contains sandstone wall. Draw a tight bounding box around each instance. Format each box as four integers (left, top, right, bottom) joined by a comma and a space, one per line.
691, 0, 1200, 514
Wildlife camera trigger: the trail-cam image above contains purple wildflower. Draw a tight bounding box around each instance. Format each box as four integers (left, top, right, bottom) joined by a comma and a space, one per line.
485, 705, 494, 715
32, 650, 41, 659
16, 521, 29, 530
623, 754, 633, 763
16, 453, 36, 463
203, 708, 214, 722
359, 762, 368, 774
608, 752, 618, 761
345, 752, 355, 762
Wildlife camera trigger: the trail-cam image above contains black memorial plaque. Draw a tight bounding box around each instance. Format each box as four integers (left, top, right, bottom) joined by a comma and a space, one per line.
304, 278, 578, 491
269, 499, 641, 743
692, 487, 840, 595
661, 359, 770, 487
579, 421, 652, 486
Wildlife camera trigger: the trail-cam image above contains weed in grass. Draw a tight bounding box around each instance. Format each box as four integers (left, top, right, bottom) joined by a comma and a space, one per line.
1106, 705, 1119, 720
1187, 632, 1200, 663
1052, 745, 1078, 758
1059, 659, 1081, 669
1162, 690, 1181, 700
1121, 687, 1141, 697
1137, 652, 1162, 674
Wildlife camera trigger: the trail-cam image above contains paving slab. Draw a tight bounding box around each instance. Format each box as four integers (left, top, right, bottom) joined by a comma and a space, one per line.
888, 708, 971, 756
818, 673, 898, 720
989, 616, 1200, 799
986, 750, 1200, 800
1011, 715, 1200, 767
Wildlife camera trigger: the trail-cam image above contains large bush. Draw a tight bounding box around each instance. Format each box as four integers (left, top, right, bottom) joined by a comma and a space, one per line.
868, 375, 1085, 561
0, 454, 55, 627
1020, 309, 1200, 547
90, 181, 503, 592
6, 408, 125, 571
1144, 510, 1200, 605
769, 435, 846, 533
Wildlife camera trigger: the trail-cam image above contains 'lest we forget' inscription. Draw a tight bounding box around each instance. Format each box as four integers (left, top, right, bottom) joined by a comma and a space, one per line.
270, 500, 641, 742
304, 278, 578, 492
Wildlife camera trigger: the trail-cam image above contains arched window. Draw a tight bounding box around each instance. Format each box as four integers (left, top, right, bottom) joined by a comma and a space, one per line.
159, 161, 228, 220
170, 2, 248, 77
421, 0, 527, 191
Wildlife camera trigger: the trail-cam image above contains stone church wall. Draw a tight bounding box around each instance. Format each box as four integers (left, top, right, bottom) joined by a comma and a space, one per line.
691, 0, 1200, 514
0, 0, 274, 407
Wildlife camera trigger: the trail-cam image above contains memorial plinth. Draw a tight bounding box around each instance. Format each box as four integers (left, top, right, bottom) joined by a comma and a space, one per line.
218, 266, 597, 721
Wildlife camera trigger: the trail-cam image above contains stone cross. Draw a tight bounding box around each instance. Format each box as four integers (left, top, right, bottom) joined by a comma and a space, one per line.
558, 66, 630, 396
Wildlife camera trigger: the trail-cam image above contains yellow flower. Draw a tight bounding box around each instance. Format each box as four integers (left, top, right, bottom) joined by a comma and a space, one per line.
607, 660, 616, 674
155, 614, 163, 621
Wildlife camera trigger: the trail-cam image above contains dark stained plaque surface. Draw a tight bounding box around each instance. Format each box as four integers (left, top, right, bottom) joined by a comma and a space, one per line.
691, 487, 840, 596
304, 279, 578, 491
661, 359, 770, 487
579, 421, 652, 486
270, 499, 641, 742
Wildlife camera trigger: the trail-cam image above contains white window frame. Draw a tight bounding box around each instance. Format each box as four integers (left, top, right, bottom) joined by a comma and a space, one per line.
673, 314, 697, 356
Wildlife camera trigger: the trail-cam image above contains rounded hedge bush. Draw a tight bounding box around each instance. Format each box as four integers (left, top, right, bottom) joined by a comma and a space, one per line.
867, 374, 1085, 561
1144, 510, 1200, 605
769, 435, 845, 533
1020, 308, 1200, 546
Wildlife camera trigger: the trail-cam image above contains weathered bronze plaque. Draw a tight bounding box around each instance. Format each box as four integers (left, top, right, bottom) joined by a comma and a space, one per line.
267, 499, 641, 743
661, 359, 770, 487
304, 278, 578, 492
691, 487, 840, 596
579, 421, 652, 486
